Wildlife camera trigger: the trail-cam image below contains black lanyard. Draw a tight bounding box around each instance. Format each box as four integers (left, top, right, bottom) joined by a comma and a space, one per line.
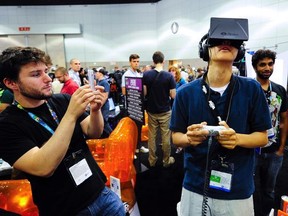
264, 82, 272, 105
201, 72, 236, 125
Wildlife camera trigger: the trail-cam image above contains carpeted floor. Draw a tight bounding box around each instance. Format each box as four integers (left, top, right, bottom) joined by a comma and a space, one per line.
134, 142, 184, 216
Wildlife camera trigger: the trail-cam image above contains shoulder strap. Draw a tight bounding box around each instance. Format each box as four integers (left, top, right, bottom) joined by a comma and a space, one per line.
146, 70, 162, 98
152, 70, 162, 85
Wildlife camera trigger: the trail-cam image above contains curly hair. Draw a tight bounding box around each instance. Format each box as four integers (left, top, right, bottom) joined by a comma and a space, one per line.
251, 49, 276, 68
0, 46, 47, 87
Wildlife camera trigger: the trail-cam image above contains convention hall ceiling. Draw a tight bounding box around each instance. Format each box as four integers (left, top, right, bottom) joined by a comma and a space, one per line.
0, 0, 161, 6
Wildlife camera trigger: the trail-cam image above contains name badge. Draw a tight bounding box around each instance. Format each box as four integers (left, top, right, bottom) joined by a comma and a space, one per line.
209, 159, 234, 192
262, 128, 275, 148
69, 159, 92, 186
64, 150, 92, 186
267, 127, 275, 139
210, 170, 232, 192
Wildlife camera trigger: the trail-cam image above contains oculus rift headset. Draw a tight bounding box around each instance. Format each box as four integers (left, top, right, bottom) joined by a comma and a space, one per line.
199, 17, 249, 62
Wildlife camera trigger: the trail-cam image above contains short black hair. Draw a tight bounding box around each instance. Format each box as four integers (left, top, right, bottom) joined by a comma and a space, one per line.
0, 47, 46, 87
152, 51, 164, 64
252, 49, 276, 68
98, 68, 107, 76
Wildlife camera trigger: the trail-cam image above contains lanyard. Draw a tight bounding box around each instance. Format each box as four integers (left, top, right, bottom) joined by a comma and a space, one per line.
265, 82, 272, 105
255, 79, 272, 105
201, 72, 236, 124
201, 73, 236, 160
13, 100, 59, 134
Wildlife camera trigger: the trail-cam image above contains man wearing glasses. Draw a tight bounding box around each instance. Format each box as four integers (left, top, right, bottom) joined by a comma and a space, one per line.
55, 66, 79, 95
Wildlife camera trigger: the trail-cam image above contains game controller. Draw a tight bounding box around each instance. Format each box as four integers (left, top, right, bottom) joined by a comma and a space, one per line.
202, 125, 226, 136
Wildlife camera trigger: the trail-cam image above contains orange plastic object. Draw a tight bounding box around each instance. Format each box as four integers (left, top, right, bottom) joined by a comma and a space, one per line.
141, 111, 149, 142
278, 210, 288, 216
86, 117, 138, 208
87, 138, 107, 171
87, 117, 137, 184
0, 118, 138, 215
0, 179, 38, 216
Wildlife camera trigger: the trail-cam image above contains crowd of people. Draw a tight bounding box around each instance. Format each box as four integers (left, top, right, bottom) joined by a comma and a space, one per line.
0, 17, 287, 216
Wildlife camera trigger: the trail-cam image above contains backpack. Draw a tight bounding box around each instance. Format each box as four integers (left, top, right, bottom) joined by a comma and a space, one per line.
113, 70, 123, 90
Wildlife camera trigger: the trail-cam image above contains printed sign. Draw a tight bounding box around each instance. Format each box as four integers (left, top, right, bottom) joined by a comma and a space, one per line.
125, 77, 145, 125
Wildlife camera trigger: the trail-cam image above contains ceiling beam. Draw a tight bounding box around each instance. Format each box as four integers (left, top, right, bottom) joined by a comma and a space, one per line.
0, 0, 160, 6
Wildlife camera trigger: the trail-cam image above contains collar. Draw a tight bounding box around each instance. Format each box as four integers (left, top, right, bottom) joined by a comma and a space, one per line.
154, 66, 163, 72
128, 68, 138, 73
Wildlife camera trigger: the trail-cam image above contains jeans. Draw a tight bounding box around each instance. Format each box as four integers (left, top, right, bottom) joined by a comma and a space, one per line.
253, 152, 283, 216
76, 186, 125, 216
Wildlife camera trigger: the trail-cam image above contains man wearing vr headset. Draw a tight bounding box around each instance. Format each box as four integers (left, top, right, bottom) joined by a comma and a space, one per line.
170, 18, 271, 215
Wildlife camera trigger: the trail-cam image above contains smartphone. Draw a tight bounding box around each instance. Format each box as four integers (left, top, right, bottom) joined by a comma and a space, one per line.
87, 69, 95, 90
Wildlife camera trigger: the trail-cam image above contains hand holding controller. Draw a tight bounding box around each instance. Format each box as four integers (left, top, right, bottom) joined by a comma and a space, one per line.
202, 125, 226, 136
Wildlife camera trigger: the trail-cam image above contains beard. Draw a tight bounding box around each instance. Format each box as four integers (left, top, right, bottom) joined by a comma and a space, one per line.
255, 70, 272, 80
18, 81, 52, 100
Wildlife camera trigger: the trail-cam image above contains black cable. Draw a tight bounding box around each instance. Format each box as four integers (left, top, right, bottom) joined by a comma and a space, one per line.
202, 136, 213, 216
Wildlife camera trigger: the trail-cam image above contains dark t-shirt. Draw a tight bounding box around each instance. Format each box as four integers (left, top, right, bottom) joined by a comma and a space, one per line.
261, 81, 288, 153
143, 69, 176, 114
0, 89, 14, 104
97, 78, 110, 113
170, 76, 272, 199
0, 94, 106, 216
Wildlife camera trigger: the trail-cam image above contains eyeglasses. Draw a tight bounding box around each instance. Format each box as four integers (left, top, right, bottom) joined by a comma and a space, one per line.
55, 75, 64, 79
